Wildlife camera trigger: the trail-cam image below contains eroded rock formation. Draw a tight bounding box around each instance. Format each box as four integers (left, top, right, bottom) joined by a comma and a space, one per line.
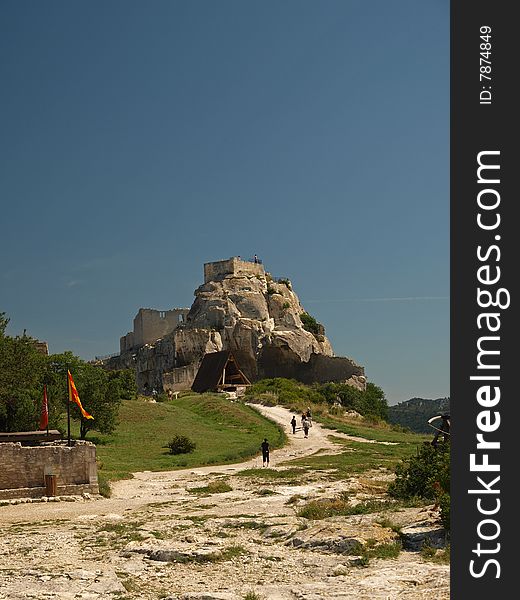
107, 257, 365, 392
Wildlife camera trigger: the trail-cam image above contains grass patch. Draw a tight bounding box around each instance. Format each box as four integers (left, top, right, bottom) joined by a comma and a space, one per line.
296, 494, 397, 520
87, 393, 286, 481
200, 544, 248, 563
223, 520, 269, 532
376, 518, 402, 534
243, 592, 264, 600
421, 542, 450, 564
189, 480, 233, 495
287, 438, 422, 479
236, 467, 308, 482
97, 473, 111, 498
363, 541, 402, 560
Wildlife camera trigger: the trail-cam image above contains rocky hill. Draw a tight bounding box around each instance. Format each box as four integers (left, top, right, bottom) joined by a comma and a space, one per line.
388, 397, 450, 433
108, 257, 365, 393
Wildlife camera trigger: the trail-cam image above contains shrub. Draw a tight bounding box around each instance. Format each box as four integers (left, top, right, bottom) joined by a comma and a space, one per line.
97, 473, 112, 498
389, 441, 450, 530
299, 312, 323, 336
190, 480, 232, 494
166, 435, 196, 455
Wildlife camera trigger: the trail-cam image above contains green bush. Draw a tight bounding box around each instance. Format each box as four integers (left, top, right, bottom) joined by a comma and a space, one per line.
166, 434, 196, 455
389, 441, 450, 530
299, 312, 323, 336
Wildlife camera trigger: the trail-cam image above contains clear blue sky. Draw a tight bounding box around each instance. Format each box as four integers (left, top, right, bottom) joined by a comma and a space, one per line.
0, 1, 449, 405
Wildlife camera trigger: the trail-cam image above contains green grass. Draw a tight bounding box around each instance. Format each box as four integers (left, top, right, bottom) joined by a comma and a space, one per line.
315, 414, 430, 444
189, 480, 233, 495
363, 541, 402, 560
296, 494, 425, 520
235, 467, 308, 481
85, 393, 286, 480
287, 437, 422, 480
223, 520, 269, 532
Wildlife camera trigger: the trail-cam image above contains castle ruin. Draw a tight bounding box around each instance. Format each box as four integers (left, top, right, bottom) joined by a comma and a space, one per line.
106, 257, 366, 393
120, 307, 190, 353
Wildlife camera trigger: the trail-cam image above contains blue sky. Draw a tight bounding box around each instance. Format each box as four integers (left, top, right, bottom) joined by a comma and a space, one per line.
0, 1, 449, 405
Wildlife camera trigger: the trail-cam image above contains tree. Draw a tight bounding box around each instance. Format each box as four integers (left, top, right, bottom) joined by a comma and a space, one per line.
108, 369, 137, 400
0, 320, 48, 432
46, 353, 122, 439
317, 381, 388, 420
75, 363, 122, 439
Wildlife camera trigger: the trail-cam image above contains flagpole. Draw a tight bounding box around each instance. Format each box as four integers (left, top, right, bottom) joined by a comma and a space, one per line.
67, 369, 71, 447
45, 384, 49, 438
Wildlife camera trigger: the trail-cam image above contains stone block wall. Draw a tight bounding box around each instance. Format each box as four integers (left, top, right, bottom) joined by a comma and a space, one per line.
134, 308, 189, 348
119, 308, 190, 353
0, 441, 99, 499
204, 257, 265, 283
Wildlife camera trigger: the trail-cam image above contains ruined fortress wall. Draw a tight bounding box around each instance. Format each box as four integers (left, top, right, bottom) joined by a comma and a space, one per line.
0, 442, 99, 499
118, 308, 189, 351
134, 309, 186, 347
204, 258, 264, 283
120, 331, 135, 354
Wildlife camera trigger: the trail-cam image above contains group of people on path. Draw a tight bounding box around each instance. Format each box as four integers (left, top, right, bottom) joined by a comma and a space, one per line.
261, 406, 313, 467
290, 407, 312, 438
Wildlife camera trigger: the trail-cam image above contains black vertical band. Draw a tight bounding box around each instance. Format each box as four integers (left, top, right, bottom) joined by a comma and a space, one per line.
451, 2, 517, 595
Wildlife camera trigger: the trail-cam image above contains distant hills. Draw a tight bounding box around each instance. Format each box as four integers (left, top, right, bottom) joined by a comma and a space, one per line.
388, 397, 450, 433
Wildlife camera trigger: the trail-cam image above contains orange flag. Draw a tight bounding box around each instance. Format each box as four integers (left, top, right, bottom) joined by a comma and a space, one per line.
39, 384, 49, 430
67, 370, 94, 420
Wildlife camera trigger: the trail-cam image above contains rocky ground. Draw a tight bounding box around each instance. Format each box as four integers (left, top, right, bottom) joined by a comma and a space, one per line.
0, 405, 449, 600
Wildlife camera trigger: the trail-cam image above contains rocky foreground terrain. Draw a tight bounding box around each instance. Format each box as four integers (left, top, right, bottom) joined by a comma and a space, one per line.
0, 405, 449, 600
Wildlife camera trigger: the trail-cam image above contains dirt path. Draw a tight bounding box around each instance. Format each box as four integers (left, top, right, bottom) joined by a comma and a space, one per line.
0, 404, 449, 600
0, 404, 341, 524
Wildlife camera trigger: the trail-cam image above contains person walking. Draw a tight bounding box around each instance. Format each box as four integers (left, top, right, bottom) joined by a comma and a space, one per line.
290, 415, 297, 434
302, 417, 310, 439
261, 438, 270, 467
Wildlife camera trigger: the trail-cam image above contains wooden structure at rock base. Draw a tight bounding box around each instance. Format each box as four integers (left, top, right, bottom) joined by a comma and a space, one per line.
191, 350, 251, 393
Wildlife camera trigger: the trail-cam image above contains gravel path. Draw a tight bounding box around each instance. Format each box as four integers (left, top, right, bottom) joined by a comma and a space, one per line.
0, 403, 449, 599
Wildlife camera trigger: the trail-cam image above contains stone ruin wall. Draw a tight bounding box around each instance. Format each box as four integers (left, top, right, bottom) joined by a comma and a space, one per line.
0, 441, 99, 500
120, 307, 190, 353
203, 257, 265, 283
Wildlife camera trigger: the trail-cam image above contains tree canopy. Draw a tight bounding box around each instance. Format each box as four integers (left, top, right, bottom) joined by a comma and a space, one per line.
0, 313, 136, 438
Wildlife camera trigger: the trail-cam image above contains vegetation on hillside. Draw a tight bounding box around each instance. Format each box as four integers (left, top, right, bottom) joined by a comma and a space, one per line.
246, 377, 388, 421
299, 312, 323, 336
93, 393, 287, 480
388, 397, 450, 433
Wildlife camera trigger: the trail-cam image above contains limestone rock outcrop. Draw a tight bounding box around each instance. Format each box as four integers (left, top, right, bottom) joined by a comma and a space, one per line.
107, 257, 364, 392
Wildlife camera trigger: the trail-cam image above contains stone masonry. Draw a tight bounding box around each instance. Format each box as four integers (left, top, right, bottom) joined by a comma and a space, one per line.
0, 441, 99, 500
120, 307, 190, 353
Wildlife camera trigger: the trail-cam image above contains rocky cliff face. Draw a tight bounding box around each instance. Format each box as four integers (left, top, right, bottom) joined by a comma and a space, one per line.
108, 259, 364, 392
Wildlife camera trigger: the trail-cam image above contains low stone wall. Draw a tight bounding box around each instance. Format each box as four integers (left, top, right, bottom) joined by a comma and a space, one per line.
0, 441, 99, 499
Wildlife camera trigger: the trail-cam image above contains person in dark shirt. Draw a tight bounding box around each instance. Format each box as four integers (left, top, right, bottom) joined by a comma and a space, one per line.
290, 415, 297, 434
261, 438, 270, 467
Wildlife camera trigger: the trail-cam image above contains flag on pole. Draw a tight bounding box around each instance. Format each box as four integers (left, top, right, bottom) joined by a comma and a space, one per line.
39, 384, 49, 430
67, 370, 94, 420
